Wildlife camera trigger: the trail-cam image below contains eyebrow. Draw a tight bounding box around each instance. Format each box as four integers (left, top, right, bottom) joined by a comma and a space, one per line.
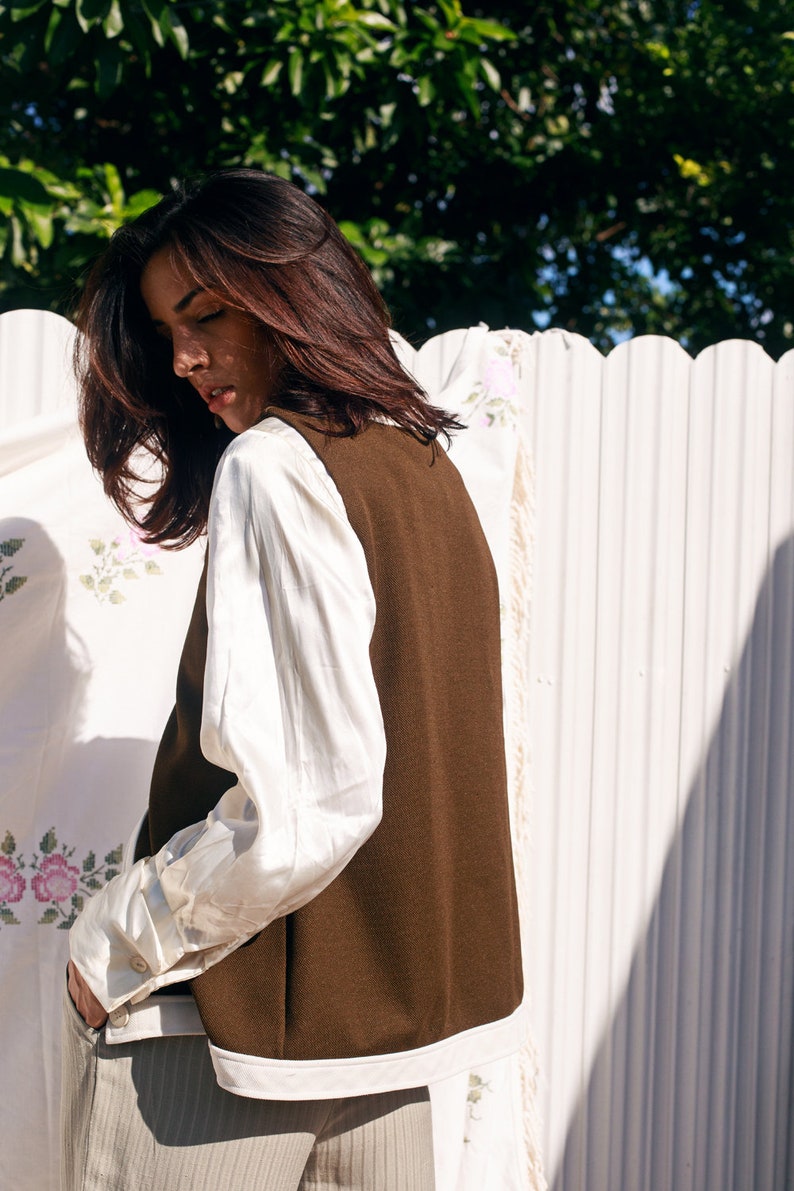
174, 287, 204, 312
151, 287, 205, 324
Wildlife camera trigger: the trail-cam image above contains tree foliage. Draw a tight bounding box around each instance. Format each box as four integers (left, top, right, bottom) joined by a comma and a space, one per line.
1, 0, 793, 356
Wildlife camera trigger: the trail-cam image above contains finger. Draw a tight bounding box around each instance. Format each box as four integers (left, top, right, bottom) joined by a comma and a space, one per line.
67, 960, 108, 1028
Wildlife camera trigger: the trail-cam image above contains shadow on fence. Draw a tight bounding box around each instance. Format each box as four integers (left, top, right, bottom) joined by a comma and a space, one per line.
554, 535, 794, 1191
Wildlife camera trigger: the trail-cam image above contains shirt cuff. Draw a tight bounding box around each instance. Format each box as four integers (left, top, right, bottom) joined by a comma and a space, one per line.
68, 856, 203, 1011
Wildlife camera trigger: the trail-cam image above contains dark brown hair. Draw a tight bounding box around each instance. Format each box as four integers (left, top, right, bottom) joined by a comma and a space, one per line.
75, 168, 460, 547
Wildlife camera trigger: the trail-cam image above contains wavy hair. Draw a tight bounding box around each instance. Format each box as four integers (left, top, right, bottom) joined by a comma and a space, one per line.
75, 168, 461, 547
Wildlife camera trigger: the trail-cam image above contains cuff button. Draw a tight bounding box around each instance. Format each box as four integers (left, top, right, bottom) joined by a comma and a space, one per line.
109, 1006, 130, 1028
129, 956, 148, 974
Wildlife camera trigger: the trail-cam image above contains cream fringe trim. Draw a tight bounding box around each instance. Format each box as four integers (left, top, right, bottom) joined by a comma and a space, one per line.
506, 426, 547, 1191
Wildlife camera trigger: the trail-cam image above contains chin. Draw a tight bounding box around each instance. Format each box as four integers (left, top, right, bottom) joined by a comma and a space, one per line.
219, 414, 245, 435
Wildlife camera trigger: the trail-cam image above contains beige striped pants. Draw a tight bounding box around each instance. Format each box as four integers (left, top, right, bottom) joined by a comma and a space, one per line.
61, 987, 435, 1190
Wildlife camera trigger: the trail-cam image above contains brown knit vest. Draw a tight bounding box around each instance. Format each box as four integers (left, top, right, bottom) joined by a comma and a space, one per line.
139, 412, 523, 1060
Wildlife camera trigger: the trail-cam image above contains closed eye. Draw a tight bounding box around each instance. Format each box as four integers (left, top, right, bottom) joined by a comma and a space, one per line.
197, 309, 225, 325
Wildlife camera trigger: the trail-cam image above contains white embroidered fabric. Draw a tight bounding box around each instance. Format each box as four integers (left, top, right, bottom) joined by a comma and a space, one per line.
0, 316, 545, 1191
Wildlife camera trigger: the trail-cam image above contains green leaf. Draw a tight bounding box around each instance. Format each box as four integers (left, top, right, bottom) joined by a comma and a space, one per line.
0, 168, 51, 206
39, 828, 57, 855
479, 58, 501, 93
79, 575, 95, 589
0, 832, 16, 857
354, 13, 396, 33
103, 0, 123, 37
75, 0, 110, 35
0, 909, 21, 925
436, 0, 461, 23
103, 162, 125, 213
141, 0, 165, 22
166, 10, 190, 59
4, 576, 27, 596
38, 907, 60, 924
0, 538, 25, 557
108, 590, 125, 604
122, 189, 162, 220
288, 48, 304, 96
9, 215, 26, 269
416, 75, 434, 106
44, 4, 82, 64
146, 9, 165, 46
25, 204, 54, 248
465, 18, 516, 42
9, 0, 49, 18
90, 539, 105, 554
261, 58, 284, 87
104, 846, 123, 865
82, 852, 96, 872
413, 8, 441, 34
221, 71, 245, 95
144, 560, 161, 575
96, 48, 123, 99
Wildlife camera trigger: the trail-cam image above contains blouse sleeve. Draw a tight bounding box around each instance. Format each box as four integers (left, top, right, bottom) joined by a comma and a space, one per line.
68, 420, 385, 1012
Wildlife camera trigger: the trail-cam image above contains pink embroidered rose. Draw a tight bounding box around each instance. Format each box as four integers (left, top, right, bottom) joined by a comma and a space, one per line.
120, 527, 159, 561
32, 853, 80, 903
483, 357, 517, 402
0, 855, 25, 904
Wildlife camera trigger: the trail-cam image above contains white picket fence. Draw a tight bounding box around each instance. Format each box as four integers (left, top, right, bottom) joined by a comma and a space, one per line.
2, 310, 793, 1190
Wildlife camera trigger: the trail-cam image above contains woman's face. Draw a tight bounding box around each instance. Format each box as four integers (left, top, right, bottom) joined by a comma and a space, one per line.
140, 247, 280, 435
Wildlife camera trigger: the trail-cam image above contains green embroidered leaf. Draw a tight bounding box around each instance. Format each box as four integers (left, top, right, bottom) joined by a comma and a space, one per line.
38, 907, 59, 924
123, 568, 138, 580
5, 575, 27, 595
58, 914, 76, 930
72, 894, 84, 911
105, 846, 123, 865
0, 538, 24, 558
0, 908, 21, 925
1, 831, 16, 856
108, 590, 125, 604
82, 851, 96, 872
98, 576, 112, 592
90, 539, 106, 555
144, 560, 162, 575
79, 574, 95, 589
40, 828, 57, 854
104, 868, 118, 881
83, 877, 101, 890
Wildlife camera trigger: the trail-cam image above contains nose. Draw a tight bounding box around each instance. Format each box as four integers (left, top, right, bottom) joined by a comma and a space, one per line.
171, 328, 209, 378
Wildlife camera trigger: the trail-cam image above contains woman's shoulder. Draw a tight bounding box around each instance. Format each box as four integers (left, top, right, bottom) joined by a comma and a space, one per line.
214, 416, 346, 517
219, 416, 312, 471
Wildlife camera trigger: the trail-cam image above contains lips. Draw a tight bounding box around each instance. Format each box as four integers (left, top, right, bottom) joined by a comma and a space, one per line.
201, 385, 234, 414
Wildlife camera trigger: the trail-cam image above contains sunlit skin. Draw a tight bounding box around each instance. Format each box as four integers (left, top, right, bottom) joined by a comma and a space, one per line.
67, 959, 107, 1028
139, 247, 281, 435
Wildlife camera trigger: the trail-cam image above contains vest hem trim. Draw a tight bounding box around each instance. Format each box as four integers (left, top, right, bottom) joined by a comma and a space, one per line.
208, 1001, 528, 1100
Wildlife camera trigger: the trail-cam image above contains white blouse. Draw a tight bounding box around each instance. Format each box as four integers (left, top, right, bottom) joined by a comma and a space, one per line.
69, 419, 386, 1012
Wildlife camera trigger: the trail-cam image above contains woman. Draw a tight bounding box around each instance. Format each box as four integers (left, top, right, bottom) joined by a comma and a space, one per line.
63, 169, 525, 1190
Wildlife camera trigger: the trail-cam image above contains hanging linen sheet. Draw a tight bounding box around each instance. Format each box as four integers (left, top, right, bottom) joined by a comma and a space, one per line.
0, 312, 545, 1191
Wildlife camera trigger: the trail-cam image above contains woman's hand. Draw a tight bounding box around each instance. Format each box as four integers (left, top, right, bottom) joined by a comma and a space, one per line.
67, 959, 109, 1029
